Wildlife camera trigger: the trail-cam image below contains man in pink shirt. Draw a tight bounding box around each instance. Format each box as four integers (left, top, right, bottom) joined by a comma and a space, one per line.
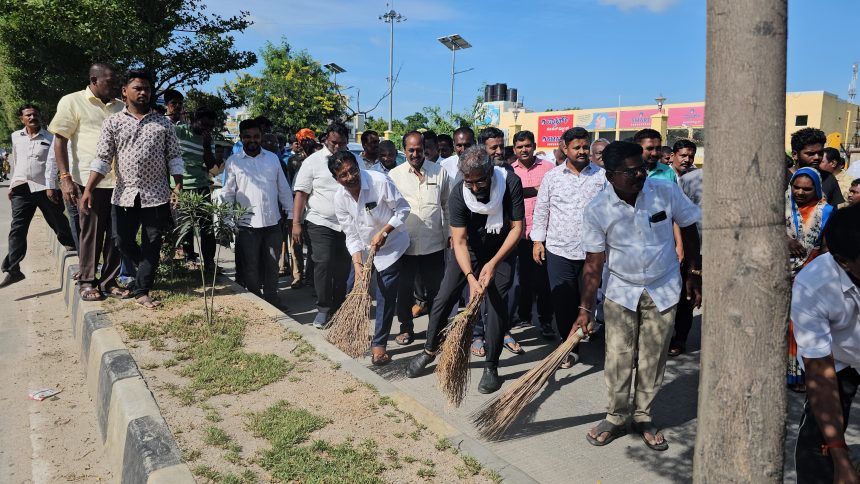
511, 130, 555, 335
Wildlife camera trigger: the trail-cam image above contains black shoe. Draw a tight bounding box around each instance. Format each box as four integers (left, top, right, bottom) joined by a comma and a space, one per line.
540, 323, 556, 339
405, 352, 435, 378
0, 271, 25, 288
478, 367, 502, 394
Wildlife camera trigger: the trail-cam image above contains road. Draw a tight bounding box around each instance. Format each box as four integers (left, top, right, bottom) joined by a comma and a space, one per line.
0, 185, 112, 483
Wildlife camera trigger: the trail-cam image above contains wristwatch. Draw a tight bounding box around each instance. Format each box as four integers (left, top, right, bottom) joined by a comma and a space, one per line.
381, 231, 389, 238
688, 268, 702, 276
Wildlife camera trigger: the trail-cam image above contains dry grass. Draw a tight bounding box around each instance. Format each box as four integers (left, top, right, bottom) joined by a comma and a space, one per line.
435, 294, 485, 408
472, 327, 587, 439
325, 249, 376, 358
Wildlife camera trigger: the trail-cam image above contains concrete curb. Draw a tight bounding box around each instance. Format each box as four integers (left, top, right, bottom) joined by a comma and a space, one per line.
228, 282, 538, 484
48, 234, 193, 484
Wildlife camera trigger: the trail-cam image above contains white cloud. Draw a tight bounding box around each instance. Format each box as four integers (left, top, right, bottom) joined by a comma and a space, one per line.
599, 0, 680, 13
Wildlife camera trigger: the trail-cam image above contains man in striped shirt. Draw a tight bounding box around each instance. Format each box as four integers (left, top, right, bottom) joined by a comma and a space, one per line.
174, 108, 220, 268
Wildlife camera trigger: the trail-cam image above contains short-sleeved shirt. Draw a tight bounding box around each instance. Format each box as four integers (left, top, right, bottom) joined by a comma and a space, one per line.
511, 157, 554, 239
47, 87, 124, 188
582, 178, 701, 312
174, 124, 210, 189
791, 252, 860, 371
9, 128, 54, 192
293, 146, 342, 231
679, 168, 703, 239
448, 169, 525, 256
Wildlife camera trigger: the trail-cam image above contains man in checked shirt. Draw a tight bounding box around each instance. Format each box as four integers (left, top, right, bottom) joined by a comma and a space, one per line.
79, 70, 184, 309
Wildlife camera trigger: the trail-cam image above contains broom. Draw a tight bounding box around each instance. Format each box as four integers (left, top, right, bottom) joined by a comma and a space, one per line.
436, 292, 486, 408
325, 248, 376, 358
471, 325, 590, 440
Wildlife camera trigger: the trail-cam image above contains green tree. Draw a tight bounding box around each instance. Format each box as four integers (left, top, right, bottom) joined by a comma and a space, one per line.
0, 0, 256, 139
183, 88, 234, 132
404, 112, 430, 132
224, 40, 346, 133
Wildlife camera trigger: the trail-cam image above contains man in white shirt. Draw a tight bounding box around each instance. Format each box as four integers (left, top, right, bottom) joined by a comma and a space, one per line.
369, 140, 398, 175
577, 141, 701, 451
332, 151, 410, 365
791, 205, 860, 484
532, 127, 607, 366
439, 127, 475, 181
222, 119, 294, 304
1, 104, 75, 288
388, 131, 451, 345
292, 122, 351, 327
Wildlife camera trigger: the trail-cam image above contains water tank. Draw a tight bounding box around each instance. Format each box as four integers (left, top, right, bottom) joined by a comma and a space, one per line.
484, 85, 492, 102
498, 83, 507, 102
509, 88, 518, 103
490, 84, 501, 102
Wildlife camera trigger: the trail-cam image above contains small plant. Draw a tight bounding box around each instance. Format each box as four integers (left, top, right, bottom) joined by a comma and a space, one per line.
203, 426, 231, 447
173, 190, 251, 325
434, 438, 452, 451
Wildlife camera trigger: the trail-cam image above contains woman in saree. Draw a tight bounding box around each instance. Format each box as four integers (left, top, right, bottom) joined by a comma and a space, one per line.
786, 167, 834, 392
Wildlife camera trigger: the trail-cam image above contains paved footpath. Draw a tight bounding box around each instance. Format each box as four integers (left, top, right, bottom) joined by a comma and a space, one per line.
0, 185, 112, 483
215, 245, 859, 483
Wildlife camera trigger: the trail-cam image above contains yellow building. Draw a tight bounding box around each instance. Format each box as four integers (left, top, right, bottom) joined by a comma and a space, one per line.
488, 91, 860, 164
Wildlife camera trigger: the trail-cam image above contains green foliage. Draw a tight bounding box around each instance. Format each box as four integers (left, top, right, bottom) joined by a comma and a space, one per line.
172, 190, 250, 324
0, 0, 256, 139
224, 39, 345, 133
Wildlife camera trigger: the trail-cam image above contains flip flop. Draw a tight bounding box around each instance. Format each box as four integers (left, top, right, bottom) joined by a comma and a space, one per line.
503, 336, 525, 354
633, 422, 669, 452
371, 352, 391, 366
471, 338, 486, 357
79, 286, 103, 301
106, 286, 132, 299
135, 296, 162, 310
586, 420, 628, 447
395, 332, 414, 346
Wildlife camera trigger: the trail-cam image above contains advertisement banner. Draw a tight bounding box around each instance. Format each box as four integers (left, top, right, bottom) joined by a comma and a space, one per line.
575, 111, 617, 130
668, 106, 705, 127
619, 109, 659, 129
482, 104, 501, 126
537, 114, 573, 146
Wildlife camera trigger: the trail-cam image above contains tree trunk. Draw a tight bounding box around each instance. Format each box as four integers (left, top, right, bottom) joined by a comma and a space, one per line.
695, 1, 789, 482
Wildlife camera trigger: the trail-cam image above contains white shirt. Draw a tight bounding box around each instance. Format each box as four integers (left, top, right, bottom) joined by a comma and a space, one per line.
221, 149, 293, 228
369, 162, 393, 175
388, 160, 450, 256
440, 154, 461, 182
334, 170, 410, 271
293, 146, 342, 231
583, 178, 701, 311
846, 161, 860, 180
791, 253, 860, 371
9, 128, 54, 191
531, 162, 606, 260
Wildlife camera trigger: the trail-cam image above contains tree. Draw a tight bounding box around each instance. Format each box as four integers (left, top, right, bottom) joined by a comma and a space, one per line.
694, 1, 788, 481
224, 40, 346, 133
404, 112, 430, 132
0, 0, 256, 139
183, 88, 235, 132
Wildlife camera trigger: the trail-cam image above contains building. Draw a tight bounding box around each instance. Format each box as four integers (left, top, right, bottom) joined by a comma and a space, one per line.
487, 91, 860, 164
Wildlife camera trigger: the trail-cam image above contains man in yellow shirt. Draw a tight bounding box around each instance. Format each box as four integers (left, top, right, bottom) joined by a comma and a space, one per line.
48, 63, 125, 300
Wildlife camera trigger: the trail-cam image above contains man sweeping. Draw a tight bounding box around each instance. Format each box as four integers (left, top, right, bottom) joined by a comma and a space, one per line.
575, 141, 701, 451
405, 146, 524, 394
331, 151, 410, 365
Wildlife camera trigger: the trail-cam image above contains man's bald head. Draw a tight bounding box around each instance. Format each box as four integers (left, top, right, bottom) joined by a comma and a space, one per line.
88, 63, 119, 101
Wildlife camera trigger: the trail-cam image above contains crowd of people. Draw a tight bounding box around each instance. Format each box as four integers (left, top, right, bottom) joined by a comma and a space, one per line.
1, 63, 859, 480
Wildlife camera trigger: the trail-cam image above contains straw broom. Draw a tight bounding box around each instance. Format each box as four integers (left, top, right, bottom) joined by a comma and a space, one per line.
471, 326, 589, 440
325, 248, 376, 358
436, 292, 486, 408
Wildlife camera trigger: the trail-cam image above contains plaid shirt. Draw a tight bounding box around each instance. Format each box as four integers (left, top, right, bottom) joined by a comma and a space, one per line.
91, 109, 183, 207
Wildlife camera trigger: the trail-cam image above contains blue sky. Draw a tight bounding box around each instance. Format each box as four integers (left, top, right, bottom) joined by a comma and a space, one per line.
201, 0, 859, 119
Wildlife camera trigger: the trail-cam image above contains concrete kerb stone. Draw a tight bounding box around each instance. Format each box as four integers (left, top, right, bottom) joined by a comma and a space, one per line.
47, 233, 193, 484
226, 278, 537, 484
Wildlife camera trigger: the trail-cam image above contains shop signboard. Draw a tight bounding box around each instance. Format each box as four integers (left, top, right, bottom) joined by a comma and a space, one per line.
575, 111, 617, 130
619, 108, 659, 129
537, 114, 573, 146
668, 106, 705, 127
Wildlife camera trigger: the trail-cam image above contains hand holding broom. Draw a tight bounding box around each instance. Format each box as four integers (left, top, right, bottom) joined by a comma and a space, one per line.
472, 320, 593, 440
325, 247, 377, 358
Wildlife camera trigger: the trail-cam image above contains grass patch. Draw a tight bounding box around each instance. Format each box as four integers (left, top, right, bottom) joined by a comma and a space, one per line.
483, 468, 503, 483
163, 358, 177, 368
247, 401, 384, 483
181, 448, 201, 462
435, 437, 452, 451
417, 467, 436, 478
203, 426, 231, 448
378, 396, 394, 407
139, 361, 159, 370
457, 454, 483, 478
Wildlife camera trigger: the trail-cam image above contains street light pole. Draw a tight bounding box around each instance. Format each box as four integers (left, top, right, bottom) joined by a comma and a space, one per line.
380, 6, 405, 134
438, 35, 472, 115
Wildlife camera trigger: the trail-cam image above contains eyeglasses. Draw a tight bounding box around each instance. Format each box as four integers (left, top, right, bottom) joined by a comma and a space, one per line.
463, 175, 490, 189
336, 166, 360, 181
614, 165, 647, 178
